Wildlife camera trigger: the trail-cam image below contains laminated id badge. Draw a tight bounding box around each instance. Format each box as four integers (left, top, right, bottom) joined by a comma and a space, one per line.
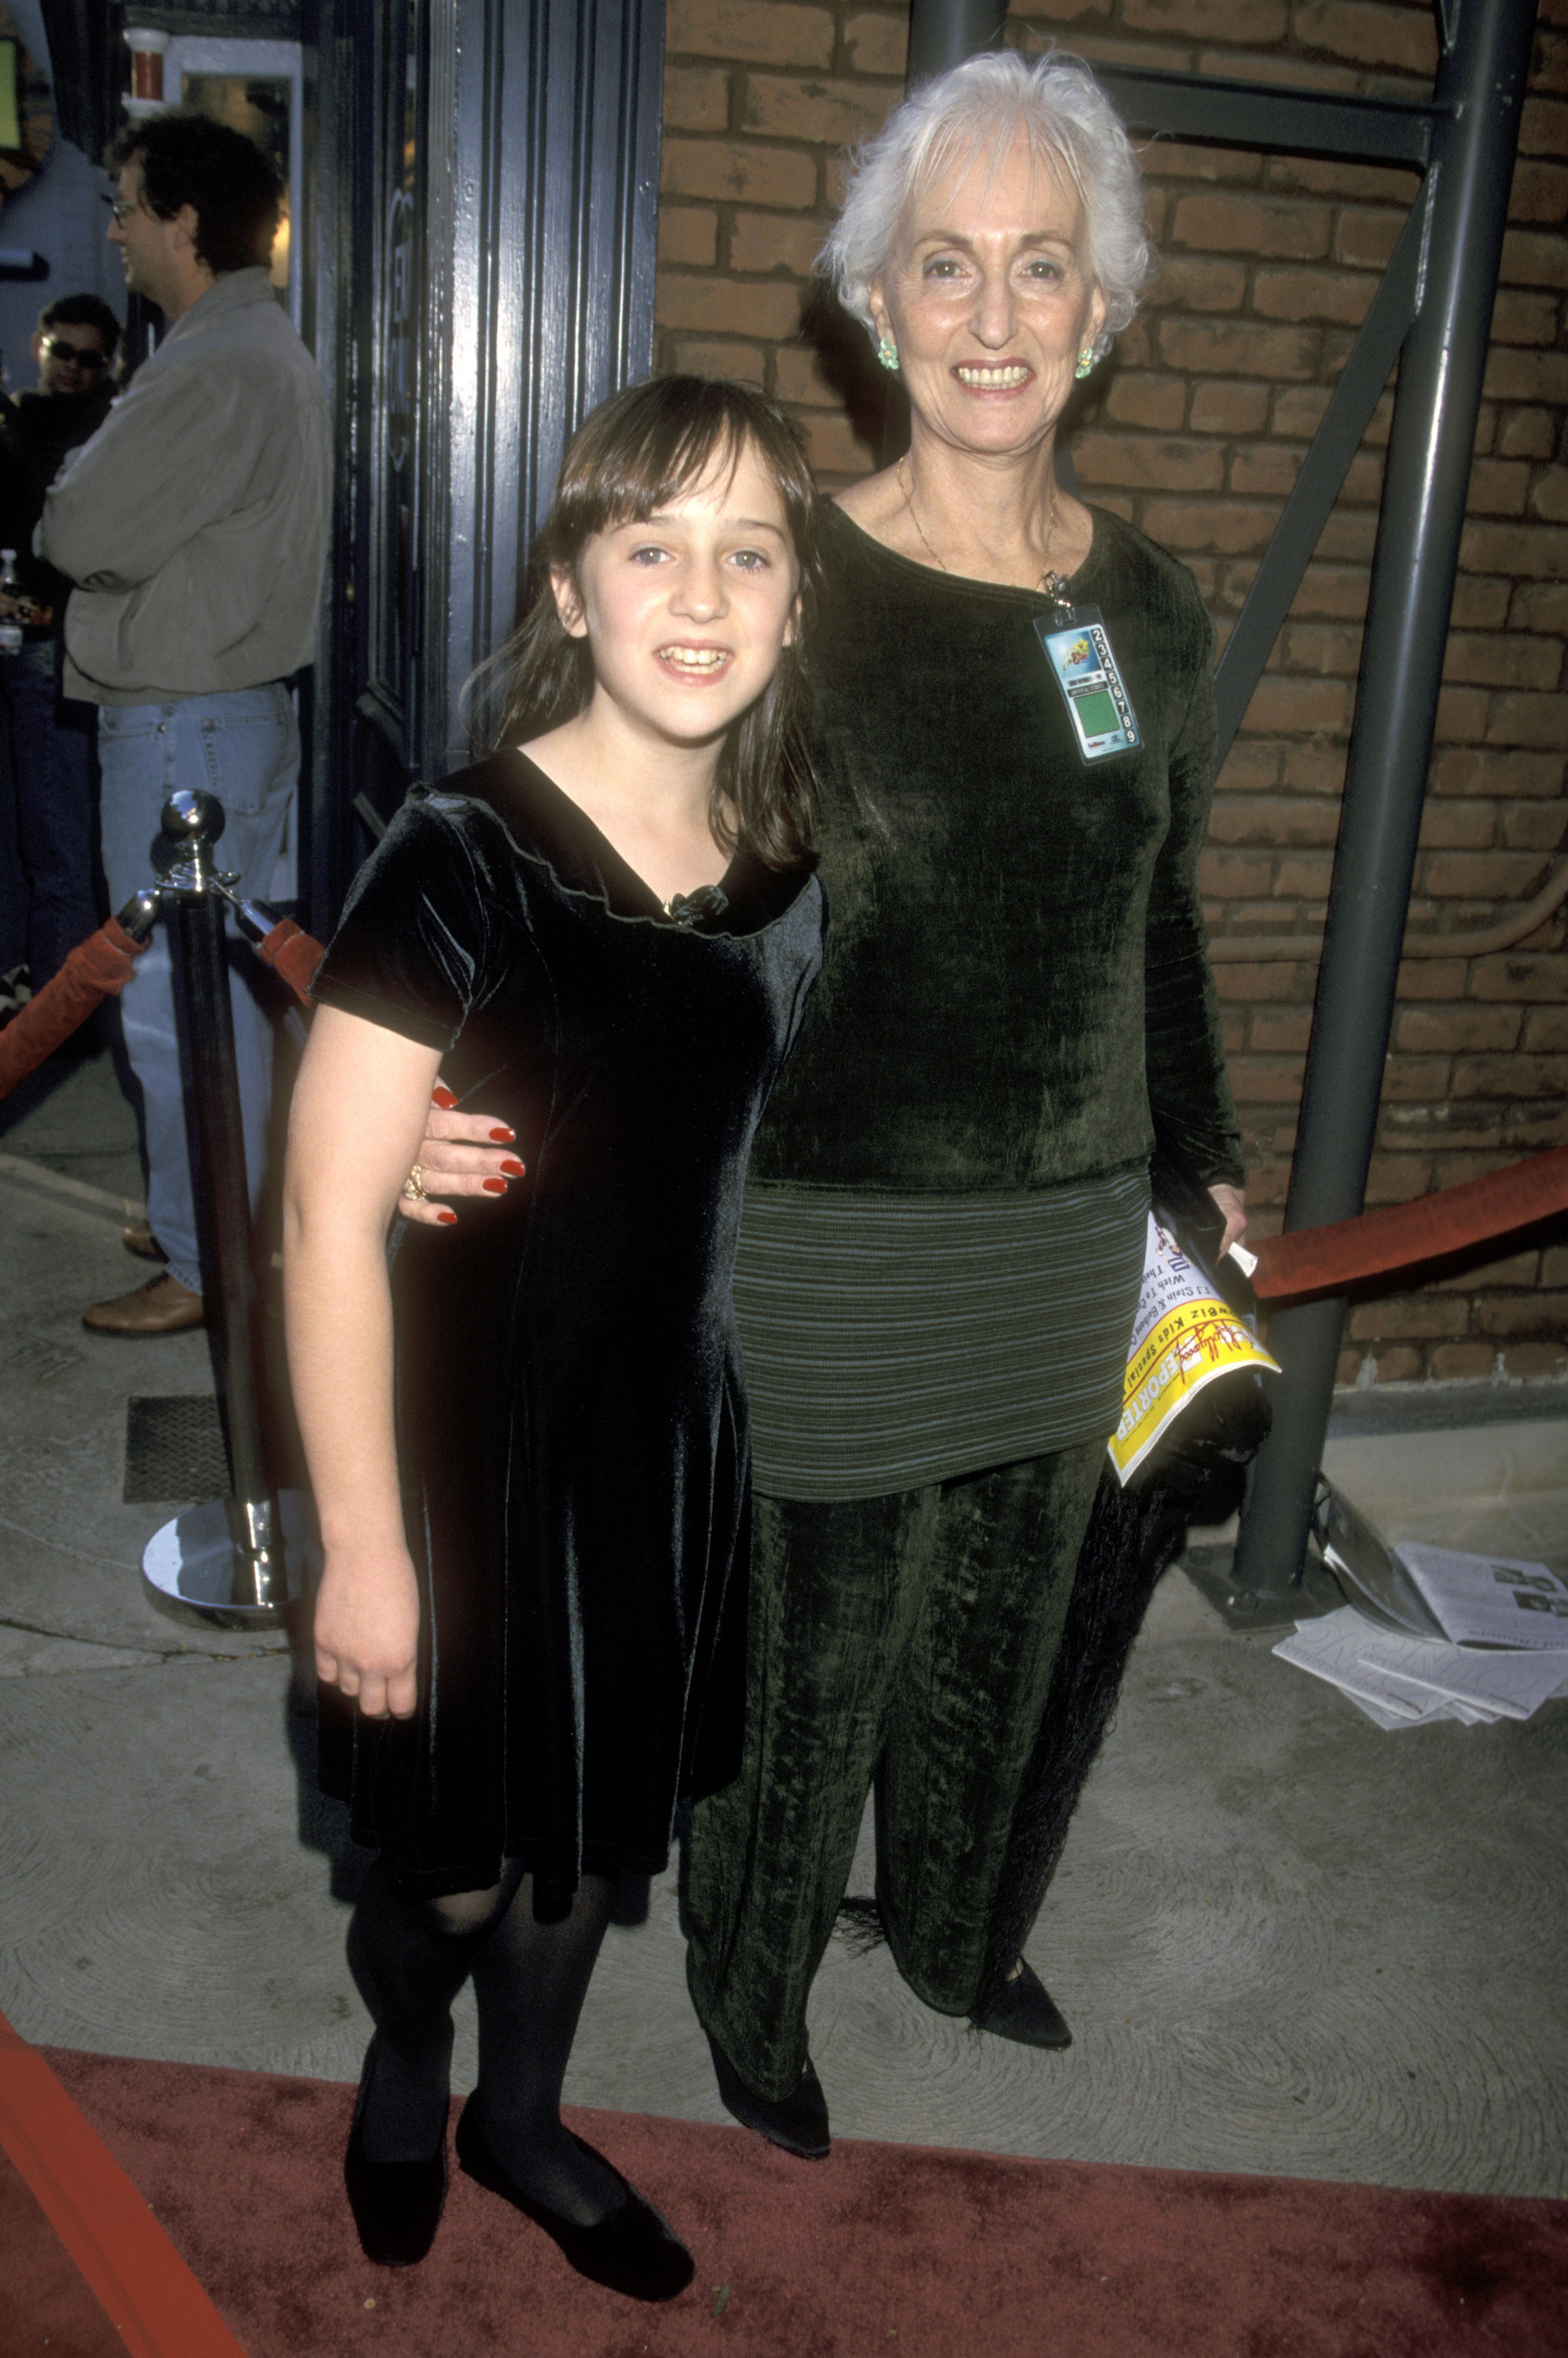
1034, 604, 1140, 763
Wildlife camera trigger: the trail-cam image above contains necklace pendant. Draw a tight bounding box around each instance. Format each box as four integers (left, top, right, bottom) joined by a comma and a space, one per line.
1041, 569, 1074, 619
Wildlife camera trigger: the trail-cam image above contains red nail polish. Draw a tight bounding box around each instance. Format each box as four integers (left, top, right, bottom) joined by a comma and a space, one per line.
488, 1126, 516, 1142
483, 1177, 507, 1195
500, 1157, 526, 1176
436, 1208, 457, 1225
432, 1085, 458, 1109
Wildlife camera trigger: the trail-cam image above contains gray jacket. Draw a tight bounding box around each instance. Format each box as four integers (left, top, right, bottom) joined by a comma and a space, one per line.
39, 270, 330, 705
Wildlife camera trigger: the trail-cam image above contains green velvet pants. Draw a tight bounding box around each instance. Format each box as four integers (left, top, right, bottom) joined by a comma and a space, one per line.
685, 1438, 1106, 2101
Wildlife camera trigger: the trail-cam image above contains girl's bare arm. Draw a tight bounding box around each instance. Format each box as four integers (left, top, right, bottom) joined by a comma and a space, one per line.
283, 1006, 443, 1716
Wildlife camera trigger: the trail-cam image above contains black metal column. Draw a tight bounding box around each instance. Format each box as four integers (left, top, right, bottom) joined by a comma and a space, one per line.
906, 0, 1004, 87
1230, 0, 1537, 1605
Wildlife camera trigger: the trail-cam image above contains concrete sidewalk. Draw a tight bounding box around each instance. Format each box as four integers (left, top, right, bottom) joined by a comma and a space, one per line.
2, 1041, 1566, 2199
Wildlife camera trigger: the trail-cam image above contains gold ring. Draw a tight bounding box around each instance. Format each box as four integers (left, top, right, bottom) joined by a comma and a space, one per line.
402, 1163, 428, 1202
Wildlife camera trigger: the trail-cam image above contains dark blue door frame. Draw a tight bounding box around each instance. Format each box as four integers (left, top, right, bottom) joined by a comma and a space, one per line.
302, 0, 664, 938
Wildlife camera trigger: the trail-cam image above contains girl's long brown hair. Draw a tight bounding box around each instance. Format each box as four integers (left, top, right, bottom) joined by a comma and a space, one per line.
463, 377, 823, 869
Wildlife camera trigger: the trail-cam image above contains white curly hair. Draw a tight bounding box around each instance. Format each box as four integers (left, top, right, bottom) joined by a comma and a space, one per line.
819, 49, 1151, 361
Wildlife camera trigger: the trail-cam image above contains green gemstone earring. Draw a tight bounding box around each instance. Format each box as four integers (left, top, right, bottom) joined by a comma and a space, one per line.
876, 335, 900, 373
1074, 347, 1096, 380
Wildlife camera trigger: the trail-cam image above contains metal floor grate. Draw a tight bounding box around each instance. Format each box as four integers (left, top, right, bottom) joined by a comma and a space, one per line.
124, 1395, 230, 1504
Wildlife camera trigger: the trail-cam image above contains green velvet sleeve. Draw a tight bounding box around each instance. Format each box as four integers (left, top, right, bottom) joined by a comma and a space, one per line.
1141, 617, 1247, 1191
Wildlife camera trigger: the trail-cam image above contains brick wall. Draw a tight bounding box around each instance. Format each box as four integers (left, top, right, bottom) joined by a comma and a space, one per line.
654, 0, 1568, 1386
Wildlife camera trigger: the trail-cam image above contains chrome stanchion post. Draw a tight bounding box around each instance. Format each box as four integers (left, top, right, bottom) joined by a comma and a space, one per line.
138, 788, 308, 1629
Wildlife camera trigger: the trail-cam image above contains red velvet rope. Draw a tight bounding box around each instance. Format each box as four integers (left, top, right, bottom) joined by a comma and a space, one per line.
0, 915, 326, 1104
253, 917, 324, 1005
0, 919, 145, 1101
7, 918, 1559, 1302
1252, 1144, 1568, 1301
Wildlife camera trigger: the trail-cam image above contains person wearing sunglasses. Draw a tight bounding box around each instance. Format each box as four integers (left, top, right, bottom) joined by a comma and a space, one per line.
33, 300, 120, 401
0, 296, 122, 1019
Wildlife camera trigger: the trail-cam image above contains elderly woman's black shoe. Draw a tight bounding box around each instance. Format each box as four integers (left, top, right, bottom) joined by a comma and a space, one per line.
703, 2025, 831, 2158
343, 2040, 449, 2267
454, 2096, 695, 2302
974, 1959, 1073, 2050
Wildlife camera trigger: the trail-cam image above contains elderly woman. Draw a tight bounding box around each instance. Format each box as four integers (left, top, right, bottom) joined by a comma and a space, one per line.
403, 50, 1245, 2157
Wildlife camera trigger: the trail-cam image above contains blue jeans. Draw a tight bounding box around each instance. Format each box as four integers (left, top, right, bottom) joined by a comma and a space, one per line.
0, 641, 100, 985
98, 688, 297, 1295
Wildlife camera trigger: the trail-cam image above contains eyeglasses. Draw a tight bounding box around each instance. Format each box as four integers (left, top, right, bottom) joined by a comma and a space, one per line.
42, 338, 108, 370
106, 197, 144, 224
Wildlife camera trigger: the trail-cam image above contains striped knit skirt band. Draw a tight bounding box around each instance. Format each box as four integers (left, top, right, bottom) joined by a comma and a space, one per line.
733, 1169, 1151, 1503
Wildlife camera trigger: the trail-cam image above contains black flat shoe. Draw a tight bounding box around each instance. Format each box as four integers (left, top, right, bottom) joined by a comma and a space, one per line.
973, 1959, 1073, 2051
343, 2054, 448, 2267
454, 2097, 694, 2303
703, 2025, 830, 2159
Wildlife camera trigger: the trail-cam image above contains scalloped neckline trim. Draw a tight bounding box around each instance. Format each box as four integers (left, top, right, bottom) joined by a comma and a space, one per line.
416, 755, 813, 939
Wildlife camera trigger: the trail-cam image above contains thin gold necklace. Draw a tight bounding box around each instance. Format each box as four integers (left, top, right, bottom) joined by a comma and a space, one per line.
898, 456, 1067, 598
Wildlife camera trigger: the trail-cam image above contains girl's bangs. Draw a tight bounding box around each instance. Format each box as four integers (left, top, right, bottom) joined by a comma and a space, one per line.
603, 413, 750, 527
562, 396, 762, 545
556, 380, 813, 553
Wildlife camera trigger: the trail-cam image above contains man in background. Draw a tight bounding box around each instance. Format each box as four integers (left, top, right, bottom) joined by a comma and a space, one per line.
0, 294, 120, 1019
41, 112, 329, 1335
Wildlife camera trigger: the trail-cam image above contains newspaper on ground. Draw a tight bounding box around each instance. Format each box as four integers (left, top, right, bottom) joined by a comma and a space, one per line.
1275, 1607, 1568, 1730
1311, 1482, 1568, 1651
1278, 1486, 1568, 1728
1109, 1216, 1278, 1484
1395, 1544, 1568, 1649
1313, 1480, 1446, 1637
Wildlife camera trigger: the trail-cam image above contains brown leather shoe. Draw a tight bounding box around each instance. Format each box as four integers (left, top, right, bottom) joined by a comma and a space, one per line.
123, 1221, 164, 1262
83, 1273, 204, 1334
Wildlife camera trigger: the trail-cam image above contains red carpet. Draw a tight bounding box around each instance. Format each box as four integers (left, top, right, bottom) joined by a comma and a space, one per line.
0, 2012, 247, 2358
9, 2047, 1565, 2356
2, 2140, 127, 2358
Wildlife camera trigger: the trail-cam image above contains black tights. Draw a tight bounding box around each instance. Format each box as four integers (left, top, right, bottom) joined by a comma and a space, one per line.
353, 1858, 621, 2224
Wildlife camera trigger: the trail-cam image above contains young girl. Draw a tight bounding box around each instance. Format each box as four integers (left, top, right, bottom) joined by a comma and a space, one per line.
283, 379, 825, 2299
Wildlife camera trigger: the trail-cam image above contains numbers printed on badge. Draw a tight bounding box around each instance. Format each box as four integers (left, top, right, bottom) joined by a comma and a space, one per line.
1034, 606, 1140, 763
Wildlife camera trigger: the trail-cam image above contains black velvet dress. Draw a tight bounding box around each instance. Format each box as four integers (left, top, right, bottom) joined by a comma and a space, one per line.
310, 752, 826, 1904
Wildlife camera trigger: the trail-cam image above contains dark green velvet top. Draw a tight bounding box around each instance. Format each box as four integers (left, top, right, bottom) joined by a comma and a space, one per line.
748, 500, 1245, 1195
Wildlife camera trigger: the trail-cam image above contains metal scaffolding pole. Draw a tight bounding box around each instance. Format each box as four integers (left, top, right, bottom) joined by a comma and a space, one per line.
906, 0, 1004, 87
1229, 0, 1537, 1608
